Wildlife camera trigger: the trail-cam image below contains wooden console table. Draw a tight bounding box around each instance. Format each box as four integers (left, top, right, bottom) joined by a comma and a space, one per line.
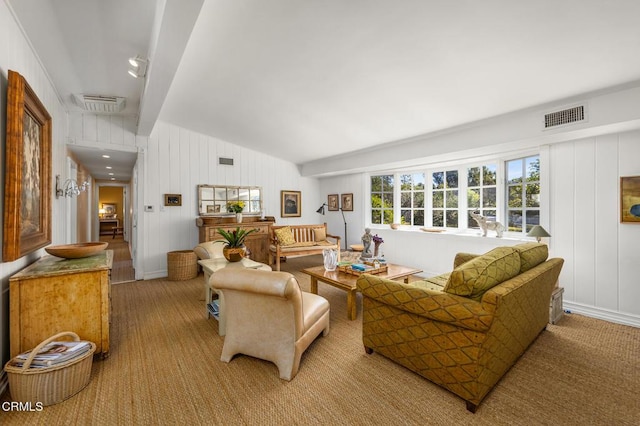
196, 216, 275, 264
100, 219, 119, 235
9, 250, 113, 358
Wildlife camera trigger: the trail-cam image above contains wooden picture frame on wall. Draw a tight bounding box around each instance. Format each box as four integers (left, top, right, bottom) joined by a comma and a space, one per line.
328, 194, 339, 211
620, 176, 640, 223
341, 193, 353, 211
281, 190, 301, 217
3, 70, 52, 262
164, 193, 182, 206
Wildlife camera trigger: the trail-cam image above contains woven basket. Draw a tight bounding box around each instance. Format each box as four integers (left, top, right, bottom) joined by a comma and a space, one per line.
4, 331, 96, 406
167, 250, 198, 280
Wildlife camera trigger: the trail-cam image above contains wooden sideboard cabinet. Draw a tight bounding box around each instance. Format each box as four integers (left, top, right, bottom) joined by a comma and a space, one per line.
196, 216, 275, 264
9, 250, 113, 359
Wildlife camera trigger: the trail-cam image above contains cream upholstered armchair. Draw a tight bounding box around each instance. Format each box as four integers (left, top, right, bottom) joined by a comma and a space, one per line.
211, 268, 330, 380
194, 241, 225, 260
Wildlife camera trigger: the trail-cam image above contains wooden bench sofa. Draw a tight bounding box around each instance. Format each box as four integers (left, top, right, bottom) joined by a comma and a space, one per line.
269, 223, 341, 271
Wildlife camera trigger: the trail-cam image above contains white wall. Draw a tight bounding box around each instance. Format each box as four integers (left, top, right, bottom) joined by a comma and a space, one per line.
0, 1, 69, 381
140, 120, 321, 278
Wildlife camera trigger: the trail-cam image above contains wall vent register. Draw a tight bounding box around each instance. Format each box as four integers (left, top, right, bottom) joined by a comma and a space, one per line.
544, 105, 585, 128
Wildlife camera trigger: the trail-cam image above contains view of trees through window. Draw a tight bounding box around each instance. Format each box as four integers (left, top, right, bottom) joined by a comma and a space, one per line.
506, 156, 540, 232
368, 154, 540, 235
371, 175, 394, 224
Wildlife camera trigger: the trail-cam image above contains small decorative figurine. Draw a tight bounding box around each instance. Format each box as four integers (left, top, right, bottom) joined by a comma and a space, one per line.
361, 228, 373, 257
470, 211, 505, 238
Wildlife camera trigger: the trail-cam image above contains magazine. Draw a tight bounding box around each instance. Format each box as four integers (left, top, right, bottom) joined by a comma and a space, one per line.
12, 340, 92, 367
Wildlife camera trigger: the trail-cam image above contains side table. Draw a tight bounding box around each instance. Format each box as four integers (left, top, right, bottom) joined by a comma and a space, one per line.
549, 286, 564, 324
198, 258, 271, 335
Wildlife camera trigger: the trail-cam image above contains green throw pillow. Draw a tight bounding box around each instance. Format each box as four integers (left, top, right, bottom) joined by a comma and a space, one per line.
513, 243, 548, 273
274, 227, 296, 246
444, 247, 521, 301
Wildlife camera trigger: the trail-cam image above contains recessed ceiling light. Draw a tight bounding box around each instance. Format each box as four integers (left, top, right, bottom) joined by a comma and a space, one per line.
102, 154, 110, 159
110, 177, 116, 180
106, 166, 112, 169
108, 173, 114, 176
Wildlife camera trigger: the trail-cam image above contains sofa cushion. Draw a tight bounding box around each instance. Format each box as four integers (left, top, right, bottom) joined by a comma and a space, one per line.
274, 227, 296, 246
444, 247, 521, 301
313, 228, 327, 242
412, 273, 450, 292
514, 243, 548, 273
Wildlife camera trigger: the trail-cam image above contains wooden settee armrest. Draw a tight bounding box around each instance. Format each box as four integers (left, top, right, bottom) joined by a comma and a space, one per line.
357, 274, 495, 332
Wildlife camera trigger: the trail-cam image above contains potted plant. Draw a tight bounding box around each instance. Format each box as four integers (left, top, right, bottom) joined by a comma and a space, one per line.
227, 201, 245, 223
216, 227, 259, 262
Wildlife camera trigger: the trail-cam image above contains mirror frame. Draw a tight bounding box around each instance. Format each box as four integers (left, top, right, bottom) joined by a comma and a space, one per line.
197, 184, 263, 216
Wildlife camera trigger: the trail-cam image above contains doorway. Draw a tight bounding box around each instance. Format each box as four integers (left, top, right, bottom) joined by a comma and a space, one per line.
98, 184, 135, 283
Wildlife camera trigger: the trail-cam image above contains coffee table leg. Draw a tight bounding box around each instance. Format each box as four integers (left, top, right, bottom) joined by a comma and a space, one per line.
347, 289, 357, 320
310, 277, 318, 294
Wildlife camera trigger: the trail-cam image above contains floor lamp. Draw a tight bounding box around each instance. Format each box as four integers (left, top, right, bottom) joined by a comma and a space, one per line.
340, 208, 347, 251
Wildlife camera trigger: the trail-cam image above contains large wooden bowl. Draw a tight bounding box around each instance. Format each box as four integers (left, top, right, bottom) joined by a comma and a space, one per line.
45, 242, 109, 259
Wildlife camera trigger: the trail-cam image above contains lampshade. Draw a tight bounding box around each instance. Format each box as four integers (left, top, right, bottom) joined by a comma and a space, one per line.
316, 203, 327, 214
527, 225, 551, 242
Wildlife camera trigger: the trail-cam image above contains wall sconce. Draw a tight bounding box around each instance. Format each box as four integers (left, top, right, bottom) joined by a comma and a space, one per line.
55, 174, 90, 198
128, 55, 148, 78
526, 225, 551, 243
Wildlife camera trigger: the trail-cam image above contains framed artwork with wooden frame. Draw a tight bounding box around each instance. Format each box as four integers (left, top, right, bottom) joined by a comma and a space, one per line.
341, 193, 353, 211
328, 194, 339, 211
164, 193, 182, 206
281, 190, 301, 217
620, 176, 640, 223
3, 70, 52, 262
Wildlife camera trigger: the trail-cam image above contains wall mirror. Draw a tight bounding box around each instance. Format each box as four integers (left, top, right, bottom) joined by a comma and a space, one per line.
198, 185, 262, 216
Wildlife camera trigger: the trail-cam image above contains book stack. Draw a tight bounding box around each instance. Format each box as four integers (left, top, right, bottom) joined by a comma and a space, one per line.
207, 299, 220, 319
9, 340, 93, 369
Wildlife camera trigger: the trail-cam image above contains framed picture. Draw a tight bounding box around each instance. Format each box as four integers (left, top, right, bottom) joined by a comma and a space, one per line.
281, 190, 301, 217
164, 193, 182, 206
102, 204, 117, 218
620, 176, 640, 223
3, 70, 52, 262
341, 193, 353, 211
328, 194, 339, 211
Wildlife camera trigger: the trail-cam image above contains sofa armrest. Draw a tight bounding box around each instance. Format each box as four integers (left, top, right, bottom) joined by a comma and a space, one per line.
357, 274, 495, 332
325, 233, 341, 245
453, 252, 479, 268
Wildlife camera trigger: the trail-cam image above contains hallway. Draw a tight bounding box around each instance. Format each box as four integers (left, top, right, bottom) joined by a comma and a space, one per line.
101, 235, 135, 283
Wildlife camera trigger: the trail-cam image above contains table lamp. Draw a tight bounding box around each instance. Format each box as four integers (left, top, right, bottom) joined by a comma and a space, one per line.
527, 225, 551, 242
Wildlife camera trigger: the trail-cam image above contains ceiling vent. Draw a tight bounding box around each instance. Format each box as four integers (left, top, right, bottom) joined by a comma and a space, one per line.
73, 94, 126, 113
543, 105, 585, 129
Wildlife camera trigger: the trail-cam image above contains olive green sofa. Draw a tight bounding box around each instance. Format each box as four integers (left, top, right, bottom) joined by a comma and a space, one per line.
356, 243, 564, 412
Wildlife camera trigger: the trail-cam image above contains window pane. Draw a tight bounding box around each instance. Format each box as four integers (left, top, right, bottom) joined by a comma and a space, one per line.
508, 185, 522, 208
446, 210, 458, 227
400, 174, 412, 190
371, 209, 381, 224
401, 209, 411, 224
371, 176, 381, 191
507, 160, 522, 184
383, 193, 393, 207
433, 191, 444, 208
401, 192, 411, 208
526, 210, 540, 231
433, 210, 444, 227
432, 172, 444, 190
468, 167, 480, 186
468, 211, 478, 228
483, 165, 497, 185
413, 192, 424, 208
483, 187, 497, 207
412, 173, 425, 190
468, 188, 480, 208
383, 210, 394, 224
445, 190, 458, 208
446, 170, 458, 189
414, 210, 424, 226
508, 210, 522, 232
371, 194, 381, 208
526, 184, 540, 207
526, 157, 540, 182
382, 176, 394, 191
484, 210, 497, 221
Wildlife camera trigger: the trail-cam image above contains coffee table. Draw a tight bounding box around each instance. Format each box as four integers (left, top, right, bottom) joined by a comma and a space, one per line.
301, 263, 422, 320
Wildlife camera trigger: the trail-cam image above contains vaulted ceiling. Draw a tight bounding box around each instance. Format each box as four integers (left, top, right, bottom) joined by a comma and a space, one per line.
8, 0, 640, 178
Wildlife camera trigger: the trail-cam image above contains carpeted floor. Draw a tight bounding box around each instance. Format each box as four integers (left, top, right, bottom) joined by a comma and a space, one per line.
101, 235, 135, 283
1, 255, 639, 425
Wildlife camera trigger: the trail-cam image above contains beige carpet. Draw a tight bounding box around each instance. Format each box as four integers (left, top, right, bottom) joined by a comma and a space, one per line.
2, 255, 639, 425
101, 235, 135, 283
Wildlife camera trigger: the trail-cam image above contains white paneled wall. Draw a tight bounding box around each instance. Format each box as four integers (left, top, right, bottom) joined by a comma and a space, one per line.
141, 121, 321, 278
319, 131, 640, 326
0, 1, 69, 380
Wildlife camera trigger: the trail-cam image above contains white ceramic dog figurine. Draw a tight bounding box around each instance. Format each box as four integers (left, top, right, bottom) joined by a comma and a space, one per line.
470, 211, 505, 238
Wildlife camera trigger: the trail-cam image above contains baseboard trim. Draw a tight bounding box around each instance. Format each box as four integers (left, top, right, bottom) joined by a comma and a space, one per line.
563, 301, 640, 328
